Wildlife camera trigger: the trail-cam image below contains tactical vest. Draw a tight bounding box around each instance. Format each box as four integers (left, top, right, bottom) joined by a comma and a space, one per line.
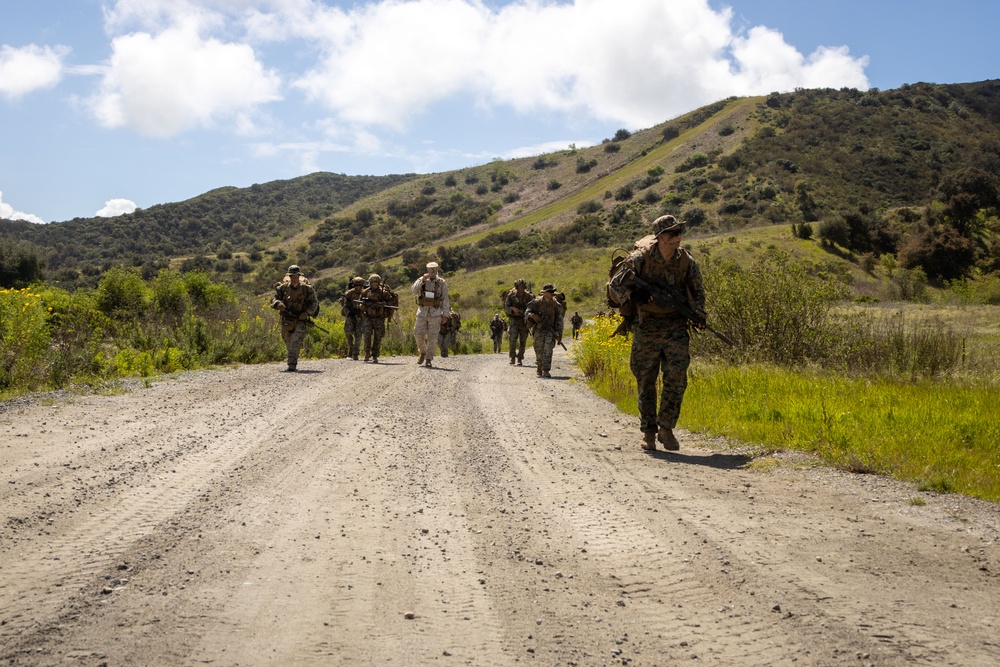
417, 279, 443, 308
279, 283, 309, 314
505, 289, 533, 317
636, 245, 693, 316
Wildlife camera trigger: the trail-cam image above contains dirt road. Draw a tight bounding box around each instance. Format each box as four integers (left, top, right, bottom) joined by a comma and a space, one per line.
2, 346, 998, 666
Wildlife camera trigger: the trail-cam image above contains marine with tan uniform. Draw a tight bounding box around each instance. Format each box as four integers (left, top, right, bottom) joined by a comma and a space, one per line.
411, 261, 450, 367
359, 274, 398, 363
608, 215, 706, 452
270, 265, 319, 372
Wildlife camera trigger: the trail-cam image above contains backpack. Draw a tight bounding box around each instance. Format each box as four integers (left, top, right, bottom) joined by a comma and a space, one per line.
606, 235, 657, 317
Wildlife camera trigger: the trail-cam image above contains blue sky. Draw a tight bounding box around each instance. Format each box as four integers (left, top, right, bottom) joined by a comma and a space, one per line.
1, 0, 997, 224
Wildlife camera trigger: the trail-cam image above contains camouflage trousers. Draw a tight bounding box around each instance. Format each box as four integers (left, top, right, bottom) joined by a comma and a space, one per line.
491, 333, 503, 353
281, 321, 308, 368
344, 315, 361, 358
533, 329, 557, 372
438, 330, 456, 357
508, 318, 529, 361
362, 316, 386, 359
629, 316, 691, 433
414, 310, 442, 361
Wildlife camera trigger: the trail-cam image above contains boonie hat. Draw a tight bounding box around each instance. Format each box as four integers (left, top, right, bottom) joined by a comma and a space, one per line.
653, 214, 685, 236
426, 262, 439, 270
542, 283, 556, 293
514, 278, 527, 287
287, 265, 302, 275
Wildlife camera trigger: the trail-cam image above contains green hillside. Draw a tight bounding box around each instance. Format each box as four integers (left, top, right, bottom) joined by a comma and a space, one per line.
2, 80, 999, 298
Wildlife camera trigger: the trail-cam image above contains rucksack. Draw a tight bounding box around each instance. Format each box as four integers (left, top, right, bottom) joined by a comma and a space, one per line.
606, 234, 657, 317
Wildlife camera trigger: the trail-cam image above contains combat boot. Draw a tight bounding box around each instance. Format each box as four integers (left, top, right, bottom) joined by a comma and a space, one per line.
657, 427, 680, 451
509, 357, 515, 365
417, 352, 425, 364
372, 357, 378, 363
364, 354, 370, 362
641, 432, 656, 451
542, 370, 551, 378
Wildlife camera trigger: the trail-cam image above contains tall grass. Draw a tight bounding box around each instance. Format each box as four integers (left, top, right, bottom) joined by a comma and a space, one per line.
575, 252, 1000, 501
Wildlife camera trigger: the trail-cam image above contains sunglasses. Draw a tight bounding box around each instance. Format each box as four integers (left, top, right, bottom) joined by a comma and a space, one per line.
661, 228, 683, 238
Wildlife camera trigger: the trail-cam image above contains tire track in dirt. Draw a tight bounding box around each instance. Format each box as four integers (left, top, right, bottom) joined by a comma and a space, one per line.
1, 351, 998, 666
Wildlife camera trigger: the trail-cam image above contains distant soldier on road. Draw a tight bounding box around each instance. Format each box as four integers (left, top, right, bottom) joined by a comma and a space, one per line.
525, 283, 564, 378
270, 265, 319, 372
359, 274, 397, 363
570, 311, 584, 339
339, 276, 365, 360
608, 215, 706, 452
504, 278, 533, 366
411, 262, 450, 367
489, 313, 507, 353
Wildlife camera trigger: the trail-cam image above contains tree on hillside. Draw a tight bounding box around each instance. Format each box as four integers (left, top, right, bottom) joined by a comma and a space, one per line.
936, 167, 1000, 234
0, 239, 44, 288
897, 223, 977, 282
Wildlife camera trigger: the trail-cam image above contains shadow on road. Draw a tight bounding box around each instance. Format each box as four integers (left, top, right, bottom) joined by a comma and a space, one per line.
645, 450, 753, 470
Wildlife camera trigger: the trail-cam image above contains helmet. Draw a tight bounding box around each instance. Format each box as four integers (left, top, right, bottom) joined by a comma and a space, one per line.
368, 274, 381, 284
351, 276, 364, 287
514, 278, 527, 288
287, 265, 302, 275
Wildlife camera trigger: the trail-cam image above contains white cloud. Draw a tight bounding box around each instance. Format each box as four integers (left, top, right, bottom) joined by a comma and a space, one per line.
0, 191, 46, 224
89, 0, 869, 138
0, 44, 67, 100
95, 198, 139, 217
271, 0, 869, 130
87, 25, 282, 137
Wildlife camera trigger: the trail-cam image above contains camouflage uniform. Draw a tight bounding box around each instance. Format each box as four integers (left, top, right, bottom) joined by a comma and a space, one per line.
570, 312, 583, 339
271, 265, 319, 372
489, 315, 507, 353
504, 281, 534, 365
359, 275, 397, 362
339, 277, 365, 360
437, 311, 454, 357
411, 262, 450, 366
525, 285, 564, 378
610, 219, 705, 445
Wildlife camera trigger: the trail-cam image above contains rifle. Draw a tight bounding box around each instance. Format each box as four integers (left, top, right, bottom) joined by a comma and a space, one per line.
281, 309, 330, 334
353, 299, 400, 311
528, 313, 568, 350
628, 271, 734, 346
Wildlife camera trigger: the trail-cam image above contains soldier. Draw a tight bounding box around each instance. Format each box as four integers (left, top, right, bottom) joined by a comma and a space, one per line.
270, 265, 319, 372
411, 261, 450, 367
608, 215, 706, 452
359, 273, 397, 363
437, 308, 454, 358
570, 311, 584, 339
489, 313, 507, 353
437, 308, 461, 357
338, 276, 365, 360
504, 278, 534, 366
524, 283, 564, 378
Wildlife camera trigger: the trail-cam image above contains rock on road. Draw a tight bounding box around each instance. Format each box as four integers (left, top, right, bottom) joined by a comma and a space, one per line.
1, 346, 998, 666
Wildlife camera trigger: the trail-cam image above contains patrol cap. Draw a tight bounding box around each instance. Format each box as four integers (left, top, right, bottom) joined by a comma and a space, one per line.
287, 265, 302, 275
653, 214, 685, 236
426, 261, 439, 270
542, 283, 556, 293
368, 273, 381, 283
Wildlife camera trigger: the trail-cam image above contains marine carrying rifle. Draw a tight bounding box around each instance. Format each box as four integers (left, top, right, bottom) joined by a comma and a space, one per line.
528, 313, 568, 351
628, 271, 734, 346
352, 299, 400, 310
